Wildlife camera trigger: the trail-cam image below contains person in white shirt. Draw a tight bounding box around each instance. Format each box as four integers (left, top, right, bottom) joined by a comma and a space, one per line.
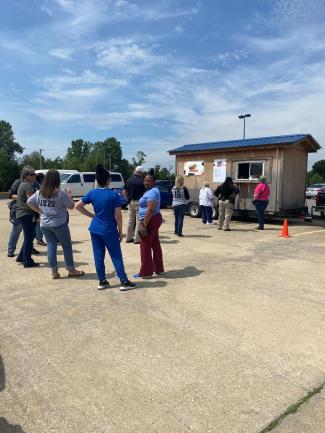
199, 181, 214, 224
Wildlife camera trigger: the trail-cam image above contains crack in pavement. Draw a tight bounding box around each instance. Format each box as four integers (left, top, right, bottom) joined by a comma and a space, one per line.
258, 381, 325, 433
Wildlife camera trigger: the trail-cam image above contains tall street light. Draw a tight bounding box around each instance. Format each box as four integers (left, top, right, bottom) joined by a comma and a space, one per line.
238, 113, 251, 140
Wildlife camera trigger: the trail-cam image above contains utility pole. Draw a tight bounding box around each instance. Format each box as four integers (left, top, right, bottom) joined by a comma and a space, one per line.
39, 148, 44, 169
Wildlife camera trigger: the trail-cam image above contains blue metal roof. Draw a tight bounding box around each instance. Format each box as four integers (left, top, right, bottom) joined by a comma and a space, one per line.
168, 134, 319, 154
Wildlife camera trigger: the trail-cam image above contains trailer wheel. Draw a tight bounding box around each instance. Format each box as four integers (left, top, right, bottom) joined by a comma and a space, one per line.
188, 203, 201, 218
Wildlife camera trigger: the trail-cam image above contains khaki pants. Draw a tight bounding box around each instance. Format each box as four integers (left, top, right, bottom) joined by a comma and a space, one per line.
127, 200, 141, 243
217, 200, 233, 230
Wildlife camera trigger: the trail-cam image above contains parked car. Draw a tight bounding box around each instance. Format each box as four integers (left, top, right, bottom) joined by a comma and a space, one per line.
156, 180, 173, 190
114, 188, 128, 209
305, 183, 325, 199
156, 183, 173, 208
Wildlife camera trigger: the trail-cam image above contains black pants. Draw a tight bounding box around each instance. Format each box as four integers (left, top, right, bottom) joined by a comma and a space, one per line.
16, 215, 36, 266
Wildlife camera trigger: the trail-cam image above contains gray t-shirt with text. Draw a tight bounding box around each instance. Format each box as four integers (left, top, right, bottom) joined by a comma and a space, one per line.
27, 190, 74, 228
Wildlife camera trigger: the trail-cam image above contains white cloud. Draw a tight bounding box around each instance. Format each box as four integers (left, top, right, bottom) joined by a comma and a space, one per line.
41, 86, 105, 100
48, 0, 199, 39
266, 0, 325, 27
96, 39, 168, 73
49, 48, 73, 60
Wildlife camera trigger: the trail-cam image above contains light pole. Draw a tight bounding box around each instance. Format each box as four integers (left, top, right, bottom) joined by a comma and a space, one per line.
238, 113, 251, 139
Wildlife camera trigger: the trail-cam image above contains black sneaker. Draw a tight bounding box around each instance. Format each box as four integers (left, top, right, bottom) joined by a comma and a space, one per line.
97, 280, 110, 290
32, 248, 40, 255
126, 239, 134, 243
120, 280, 136, 291
7, 253, 15, 257
24, 262, 40, 268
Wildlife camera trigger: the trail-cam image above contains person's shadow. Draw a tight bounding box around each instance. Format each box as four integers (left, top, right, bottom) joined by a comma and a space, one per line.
0, 355, 27, 433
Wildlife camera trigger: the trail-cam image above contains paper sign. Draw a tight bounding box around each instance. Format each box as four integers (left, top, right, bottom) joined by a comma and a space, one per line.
213, 159, 227, 183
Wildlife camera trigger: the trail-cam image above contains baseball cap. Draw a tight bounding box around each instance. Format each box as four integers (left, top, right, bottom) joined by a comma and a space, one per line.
135, 166, 144, 172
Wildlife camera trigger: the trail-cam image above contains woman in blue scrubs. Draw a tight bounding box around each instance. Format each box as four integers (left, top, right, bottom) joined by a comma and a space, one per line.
76, 165, 136, 291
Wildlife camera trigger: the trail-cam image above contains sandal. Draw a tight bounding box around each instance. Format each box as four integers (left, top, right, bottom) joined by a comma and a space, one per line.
68, 269, 85, 278
52, 272, 61, 280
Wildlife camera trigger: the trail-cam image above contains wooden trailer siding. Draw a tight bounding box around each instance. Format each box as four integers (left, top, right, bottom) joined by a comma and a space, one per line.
281, 145, 308, 209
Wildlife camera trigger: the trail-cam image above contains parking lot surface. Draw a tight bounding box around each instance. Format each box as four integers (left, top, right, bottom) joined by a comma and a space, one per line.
1, 200, 325, 433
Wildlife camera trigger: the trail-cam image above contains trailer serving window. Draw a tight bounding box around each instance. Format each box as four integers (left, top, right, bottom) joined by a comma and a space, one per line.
236, 161, 264, 180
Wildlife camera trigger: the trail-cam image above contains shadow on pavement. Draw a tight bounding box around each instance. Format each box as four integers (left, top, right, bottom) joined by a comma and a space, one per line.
81, 272, 116, 281
133, 280, 168, 289
160, 240, 179, 244
0, 355, 27, 433
156, 266, 203, 279
183, 234, 212, 238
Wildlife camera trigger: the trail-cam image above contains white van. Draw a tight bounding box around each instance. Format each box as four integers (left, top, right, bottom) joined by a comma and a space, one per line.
35, 170, 124, 197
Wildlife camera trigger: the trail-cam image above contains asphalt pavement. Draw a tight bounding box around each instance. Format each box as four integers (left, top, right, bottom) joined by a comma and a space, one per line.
1, 201, 325, 433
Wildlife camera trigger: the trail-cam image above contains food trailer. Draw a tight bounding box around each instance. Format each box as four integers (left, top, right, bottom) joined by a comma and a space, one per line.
168, 134, 320, 218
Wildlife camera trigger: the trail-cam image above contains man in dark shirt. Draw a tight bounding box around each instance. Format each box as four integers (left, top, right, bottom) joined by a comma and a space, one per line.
214, 177, 239, 231
7, 178, 23, 257
7, 169, 40, 257
123, 166, 145, 243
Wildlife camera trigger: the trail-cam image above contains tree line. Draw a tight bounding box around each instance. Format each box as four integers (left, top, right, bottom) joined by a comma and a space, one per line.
0, 120, 175, 191
306, 160, 325, 185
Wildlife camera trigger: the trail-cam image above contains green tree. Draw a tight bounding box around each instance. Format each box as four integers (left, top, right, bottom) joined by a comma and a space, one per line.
0, 120, 23, 158
306, 170, 324, 186
151, 164, 175, 181
0, 150, 20, 191
44, 156, 63, 169
0, 120, 23, 190
19, 151, 45, 170
312, 160, 325, 179
64, 139, 92, 170
92, 137, 123, 170
132, 150, 147, 167
120, 158, 134, 180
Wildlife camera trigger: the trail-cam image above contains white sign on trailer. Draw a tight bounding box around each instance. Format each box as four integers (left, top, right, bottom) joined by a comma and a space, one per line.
213, 159, 227, 183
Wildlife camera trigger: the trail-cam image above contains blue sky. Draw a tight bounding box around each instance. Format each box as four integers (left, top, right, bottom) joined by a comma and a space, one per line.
1, 0, 325, 168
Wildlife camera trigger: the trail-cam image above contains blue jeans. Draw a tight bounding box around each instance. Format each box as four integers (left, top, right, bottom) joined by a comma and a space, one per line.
8, 220, 23, 255
35, 223, 43, 241
16, 215, 36, 266
201, 206, 213, 224
41, 223, 74, 272
255, 200, 269, 229
91, 231, 127, 283
173, 204, 187, 235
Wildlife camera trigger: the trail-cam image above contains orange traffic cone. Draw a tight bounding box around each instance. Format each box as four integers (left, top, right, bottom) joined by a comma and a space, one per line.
280, 219, 291, 238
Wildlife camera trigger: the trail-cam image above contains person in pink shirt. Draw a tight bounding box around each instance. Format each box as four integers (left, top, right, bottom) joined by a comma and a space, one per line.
253, 176, 270, 230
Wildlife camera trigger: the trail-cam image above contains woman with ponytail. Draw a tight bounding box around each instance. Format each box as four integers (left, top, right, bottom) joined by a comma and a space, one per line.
76, 165, 136, 291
